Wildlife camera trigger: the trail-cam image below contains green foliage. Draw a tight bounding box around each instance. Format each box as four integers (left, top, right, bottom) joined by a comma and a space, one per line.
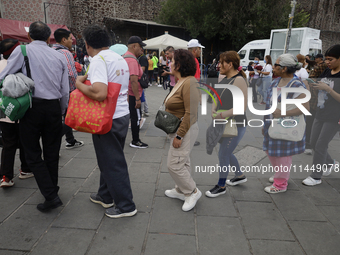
156, 0, 310, 50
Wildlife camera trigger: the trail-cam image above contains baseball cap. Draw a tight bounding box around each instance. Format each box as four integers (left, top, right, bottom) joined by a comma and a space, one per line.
187, 39, 205, 48
109, 44, 128, 56
315, 53, 323, 59
127, 36, 146, 47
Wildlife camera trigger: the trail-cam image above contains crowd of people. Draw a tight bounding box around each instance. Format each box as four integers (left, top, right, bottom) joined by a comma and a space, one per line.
0, 21, 339, 217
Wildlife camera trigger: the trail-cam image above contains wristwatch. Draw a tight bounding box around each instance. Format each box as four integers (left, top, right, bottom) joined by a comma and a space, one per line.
175, 135, 183, 140
136, 98, 141, 101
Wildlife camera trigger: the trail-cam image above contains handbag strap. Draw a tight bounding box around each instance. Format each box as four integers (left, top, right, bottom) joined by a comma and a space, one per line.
164, 76, 191, 105
218, 76, 237, 99
85, 55, 106, 75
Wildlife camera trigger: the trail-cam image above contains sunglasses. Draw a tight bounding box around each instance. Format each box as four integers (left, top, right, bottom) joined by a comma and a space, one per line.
274, 63, 282, 67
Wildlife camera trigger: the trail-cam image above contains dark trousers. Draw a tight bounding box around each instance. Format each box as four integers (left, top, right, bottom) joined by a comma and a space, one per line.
19, 99, 62, 201
92, 114, 135, 212
250, 78, 258, 102
129, 95, 141, 142
148, 70, 153, 82
0, 121, 30, 179
305, 109, 316, 149
310, 118, 339, 179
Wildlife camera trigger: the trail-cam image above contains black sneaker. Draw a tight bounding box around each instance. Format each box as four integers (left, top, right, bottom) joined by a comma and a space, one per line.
37, 196, 63, 212
89, 193, 114, 208
105, 206, 137, 218
129, 140, 148, 148
226, 176, 247, 186
205, 185, 226, 198
65, 140, 84, 149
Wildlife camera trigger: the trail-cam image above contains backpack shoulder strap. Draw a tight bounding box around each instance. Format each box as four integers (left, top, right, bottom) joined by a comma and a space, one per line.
20, 45, 32, 79
123, 54, 138, 61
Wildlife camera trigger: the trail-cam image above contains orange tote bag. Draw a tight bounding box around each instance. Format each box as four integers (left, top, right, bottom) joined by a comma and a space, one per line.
65, 80, 121, 134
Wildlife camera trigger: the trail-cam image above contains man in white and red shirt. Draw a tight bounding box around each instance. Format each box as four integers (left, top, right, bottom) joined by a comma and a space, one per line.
187, 39, 205, 81
123, 36, 148, 148
187, 39, 204, 147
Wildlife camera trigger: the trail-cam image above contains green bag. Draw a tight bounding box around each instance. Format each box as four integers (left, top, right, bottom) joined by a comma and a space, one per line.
0, 89, 32, 121
0, 45, 33, 121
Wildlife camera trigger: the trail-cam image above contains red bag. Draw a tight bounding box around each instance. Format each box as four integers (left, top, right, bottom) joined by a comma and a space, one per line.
65, 80, 122, 134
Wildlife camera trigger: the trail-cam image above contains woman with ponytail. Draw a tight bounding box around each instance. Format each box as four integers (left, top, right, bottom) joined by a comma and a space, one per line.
205, 51, 248, 198
263, 54, 308, 193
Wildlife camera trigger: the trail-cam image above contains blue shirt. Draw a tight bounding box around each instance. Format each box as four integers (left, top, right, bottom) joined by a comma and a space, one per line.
0, 40, 69, 114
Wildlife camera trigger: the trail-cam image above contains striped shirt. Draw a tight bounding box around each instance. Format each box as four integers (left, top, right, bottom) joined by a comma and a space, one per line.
0, 40, 69, 113
52, 44, 77, 92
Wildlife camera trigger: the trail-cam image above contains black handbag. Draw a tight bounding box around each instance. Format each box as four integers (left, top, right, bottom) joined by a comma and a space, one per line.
154, 110, 182, 134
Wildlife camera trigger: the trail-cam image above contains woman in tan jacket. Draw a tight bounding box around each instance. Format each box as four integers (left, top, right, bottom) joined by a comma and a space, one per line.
164, 49, 201, 212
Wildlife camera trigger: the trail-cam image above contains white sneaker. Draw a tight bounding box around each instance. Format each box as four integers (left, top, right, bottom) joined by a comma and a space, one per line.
165, 188, 185, 201
139, 118, 146, 129
264, 185, 286, 194
157, 84, 162, 87
302, 176, 322, 186
0, 176, 14, 188
19, 170, 34, 179
304, 149, 313, 155
182, 188, 202, 212
323, 160, 339, 177
269, 175, 274, 183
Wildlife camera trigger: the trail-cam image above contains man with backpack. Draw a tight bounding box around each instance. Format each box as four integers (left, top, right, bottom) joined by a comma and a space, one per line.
0, 21, 69, 212
123, 36, 148, 148
53, 28, 84, 150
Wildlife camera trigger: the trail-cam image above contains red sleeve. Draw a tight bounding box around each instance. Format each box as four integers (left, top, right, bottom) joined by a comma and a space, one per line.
194, 58, 200, 80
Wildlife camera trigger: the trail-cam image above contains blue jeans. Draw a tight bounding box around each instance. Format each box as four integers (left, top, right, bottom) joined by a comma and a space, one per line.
217, 126, 247, 186
257, 76, 271, 102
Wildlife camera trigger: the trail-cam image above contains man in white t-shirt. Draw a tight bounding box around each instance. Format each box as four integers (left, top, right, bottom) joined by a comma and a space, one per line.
76, 24, 137, 219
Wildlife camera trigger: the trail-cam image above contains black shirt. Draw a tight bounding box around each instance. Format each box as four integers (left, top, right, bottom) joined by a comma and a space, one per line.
216, 73, 247, 127
315, 68, 340, 123
138, 55, 148, 75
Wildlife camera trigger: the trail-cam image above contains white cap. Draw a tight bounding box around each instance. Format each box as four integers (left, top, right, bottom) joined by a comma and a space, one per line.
187, 39, 205, 48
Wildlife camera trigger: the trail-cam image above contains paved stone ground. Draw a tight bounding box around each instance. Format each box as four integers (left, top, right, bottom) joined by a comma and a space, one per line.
1, 83, 340, 255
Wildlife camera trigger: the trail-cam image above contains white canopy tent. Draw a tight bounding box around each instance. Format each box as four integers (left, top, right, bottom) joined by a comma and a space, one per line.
142, 32, 189, 53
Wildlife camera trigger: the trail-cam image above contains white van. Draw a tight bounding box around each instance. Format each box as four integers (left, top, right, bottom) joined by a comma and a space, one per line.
238, 39, 269, 68
238, 27, 322, 69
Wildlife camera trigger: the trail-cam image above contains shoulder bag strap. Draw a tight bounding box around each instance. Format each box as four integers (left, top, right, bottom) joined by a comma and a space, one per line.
164, 76, 191, 105
85, 55, 107, 75
20, 45, 32, 79
219, 77, 236, 99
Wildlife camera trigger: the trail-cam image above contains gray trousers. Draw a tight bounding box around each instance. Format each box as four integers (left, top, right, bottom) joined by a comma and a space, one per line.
92, 114, 136, 212
310, 118, 339, 179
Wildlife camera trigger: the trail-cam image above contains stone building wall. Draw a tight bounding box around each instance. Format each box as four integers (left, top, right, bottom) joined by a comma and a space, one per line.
298, 0, 340, 52
69, 0, 166, 38
0, 0, 71, 26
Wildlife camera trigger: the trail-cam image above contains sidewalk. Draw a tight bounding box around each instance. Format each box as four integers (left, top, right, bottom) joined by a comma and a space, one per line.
0, 84, 340, 255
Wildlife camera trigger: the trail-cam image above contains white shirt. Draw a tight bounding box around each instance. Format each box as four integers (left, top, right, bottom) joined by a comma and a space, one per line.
262, 64, 273, 77
159, 56, 167, 65
87, 49, 130, 119
295, 68, 309, 81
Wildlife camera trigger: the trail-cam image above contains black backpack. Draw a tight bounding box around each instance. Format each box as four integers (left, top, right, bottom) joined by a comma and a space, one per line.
123, 55, 149, 89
